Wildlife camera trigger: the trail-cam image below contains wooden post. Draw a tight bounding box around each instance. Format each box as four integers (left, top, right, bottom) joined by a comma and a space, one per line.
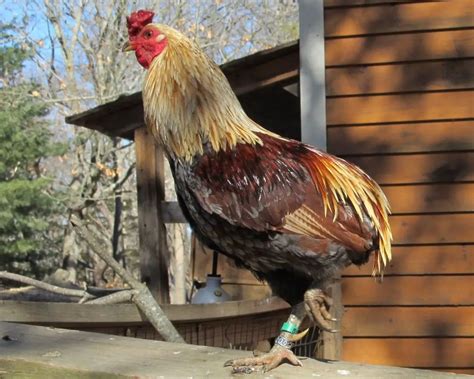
299, 0, 327, 149
299, 0, 343, 360
135, 126, 170, 303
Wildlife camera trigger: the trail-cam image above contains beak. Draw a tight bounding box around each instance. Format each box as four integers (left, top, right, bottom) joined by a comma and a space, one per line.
122, 41, 134, 52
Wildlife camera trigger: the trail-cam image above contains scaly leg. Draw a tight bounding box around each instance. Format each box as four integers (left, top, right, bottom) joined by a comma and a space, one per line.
224, 303, 308, 373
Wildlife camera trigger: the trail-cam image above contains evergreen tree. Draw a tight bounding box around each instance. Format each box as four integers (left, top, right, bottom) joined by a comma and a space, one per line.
0, 23, 65, 278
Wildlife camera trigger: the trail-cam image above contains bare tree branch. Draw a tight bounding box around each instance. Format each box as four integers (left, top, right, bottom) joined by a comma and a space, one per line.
86, 289, 137, 305
0, 271, 93, 301
70, 215, 185, 343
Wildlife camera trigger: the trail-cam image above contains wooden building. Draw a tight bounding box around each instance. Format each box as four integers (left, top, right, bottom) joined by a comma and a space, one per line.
67, 0, 474, 374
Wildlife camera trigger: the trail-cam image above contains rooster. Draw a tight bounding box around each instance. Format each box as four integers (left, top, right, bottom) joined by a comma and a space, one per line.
124, 10, 392, 373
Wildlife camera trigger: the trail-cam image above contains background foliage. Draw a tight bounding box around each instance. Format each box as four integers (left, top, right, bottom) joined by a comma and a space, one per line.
0, 23, 66, 277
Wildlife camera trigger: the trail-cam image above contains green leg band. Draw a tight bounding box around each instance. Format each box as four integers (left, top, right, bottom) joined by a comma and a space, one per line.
281, 321, 299, 334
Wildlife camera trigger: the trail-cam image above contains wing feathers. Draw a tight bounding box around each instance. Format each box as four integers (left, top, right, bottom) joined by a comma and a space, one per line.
188, 134, 392, 276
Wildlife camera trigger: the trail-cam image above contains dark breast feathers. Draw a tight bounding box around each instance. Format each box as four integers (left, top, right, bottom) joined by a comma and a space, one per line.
171, 134, 379, 303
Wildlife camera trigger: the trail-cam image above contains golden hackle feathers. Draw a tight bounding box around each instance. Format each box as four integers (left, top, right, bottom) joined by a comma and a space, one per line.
304, 148, 392, 276
142, 24, 272, 161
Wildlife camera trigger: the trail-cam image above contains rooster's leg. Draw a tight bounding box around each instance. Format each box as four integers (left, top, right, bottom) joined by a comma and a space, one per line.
304, 287, 338, 333
224, 303, 307, 373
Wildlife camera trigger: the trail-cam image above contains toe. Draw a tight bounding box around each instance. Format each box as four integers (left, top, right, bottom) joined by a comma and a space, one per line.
224, 349, 303, 373
233, 366, 256, 374
305, 298, 337, 332
263, 350, 303, 372
319, 302, 337, 321
304, 288, 339, 331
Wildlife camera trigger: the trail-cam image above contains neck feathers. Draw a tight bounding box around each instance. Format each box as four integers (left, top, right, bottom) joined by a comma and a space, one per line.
143, 25, 266, 161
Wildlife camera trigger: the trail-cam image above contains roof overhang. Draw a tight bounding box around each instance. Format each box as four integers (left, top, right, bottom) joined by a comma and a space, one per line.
66, 40, 300, 140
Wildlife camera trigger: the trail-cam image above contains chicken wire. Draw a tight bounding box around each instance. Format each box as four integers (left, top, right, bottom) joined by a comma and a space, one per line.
88, 309, 320, 359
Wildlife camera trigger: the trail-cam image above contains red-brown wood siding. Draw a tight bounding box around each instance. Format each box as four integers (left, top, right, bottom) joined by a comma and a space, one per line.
324, 0, 474, 373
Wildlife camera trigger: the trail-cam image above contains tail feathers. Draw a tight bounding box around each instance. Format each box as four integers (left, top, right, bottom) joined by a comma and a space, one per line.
303, 146, 393, 276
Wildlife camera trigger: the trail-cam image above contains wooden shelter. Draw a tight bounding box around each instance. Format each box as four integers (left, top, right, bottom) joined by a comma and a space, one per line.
66, 0, 474, 374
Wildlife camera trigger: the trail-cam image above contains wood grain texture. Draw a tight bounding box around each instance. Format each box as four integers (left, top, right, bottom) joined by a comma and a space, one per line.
328, 121, 474, 155
195, 244, 474, 285
325, 0, 474, 37
327, 91, 474, 126
325, 29, 474, 66
317, 278, 344, 360
1, 322, 458, 379
439, 369, 474, 375
135, 127, 170, 303
382, 183, 474, 214
65, 92, 142, 131
342, 306, 474, 337
196, 244, 474, 284
348, 152, 474, 185
326, 60, 474, 96
342, 275, 474, 305
344, 245, 474, 276
160, 200, 186, 223
227, 51, 298, 96
0, 298, 289, 325
390, 214, 474, 244
343, 337, 474, 368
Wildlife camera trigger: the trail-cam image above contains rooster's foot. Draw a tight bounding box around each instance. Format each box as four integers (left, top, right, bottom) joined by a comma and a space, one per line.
304, 288, 338, 332
224, 345, 302, 374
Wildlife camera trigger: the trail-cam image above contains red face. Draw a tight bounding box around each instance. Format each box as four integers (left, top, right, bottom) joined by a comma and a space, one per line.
130, 26, 168, 69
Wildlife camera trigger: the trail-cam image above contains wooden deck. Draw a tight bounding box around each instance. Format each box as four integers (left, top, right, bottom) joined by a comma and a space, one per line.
0, 322, 467, 378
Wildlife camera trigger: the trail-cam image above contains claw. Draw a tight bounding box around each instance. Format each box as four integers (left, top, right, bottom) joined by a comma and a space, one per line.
305, 300, 333, 331
287, 328, 310, 342
304, 288, 339, 332
224, 347, 303, 373
233, 366, 255, 374
319, 303, 336, 321
323, 295, 333, 307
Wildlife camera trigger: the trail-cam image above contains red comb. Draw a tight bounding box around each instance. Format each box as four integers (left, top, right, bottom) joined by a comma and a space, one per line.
127, 10, 155, 40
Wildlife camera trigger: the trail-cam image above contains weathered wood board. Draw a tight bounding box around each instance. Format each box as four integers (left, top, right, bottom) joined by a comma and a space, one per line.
135, 127, 170, 303
324, 0, 473, 37
0, 298, 289, 326
0, 322, 468, 378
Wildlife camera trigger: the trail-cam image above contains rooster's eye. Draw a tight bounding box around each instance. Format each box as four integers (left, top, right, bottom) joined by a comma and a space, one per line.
144, 30, 153, 39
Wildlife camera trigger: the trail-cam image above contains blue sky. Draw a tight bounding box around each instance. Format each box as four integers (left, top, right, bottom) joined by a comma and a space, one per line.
2, 2, 53, 78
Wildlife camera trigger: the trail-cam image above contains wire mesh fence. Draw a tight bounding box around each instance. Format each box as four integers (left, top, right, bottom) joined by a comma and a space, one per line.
87, 308, 320, 358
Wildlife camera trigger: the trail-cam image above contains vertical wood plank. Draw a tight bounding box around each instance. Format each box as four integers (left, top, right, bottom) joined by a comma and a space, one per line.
315, 278, 343, 361
135, 126, 170, 303
300, 0, 342, 360
299, 0, 327, 149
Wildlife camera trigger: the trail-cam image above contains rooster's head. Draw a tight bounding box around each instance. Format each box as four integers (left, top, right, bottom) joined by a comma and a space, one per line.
123, 10, 168, 69
124, 9, 269, 161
